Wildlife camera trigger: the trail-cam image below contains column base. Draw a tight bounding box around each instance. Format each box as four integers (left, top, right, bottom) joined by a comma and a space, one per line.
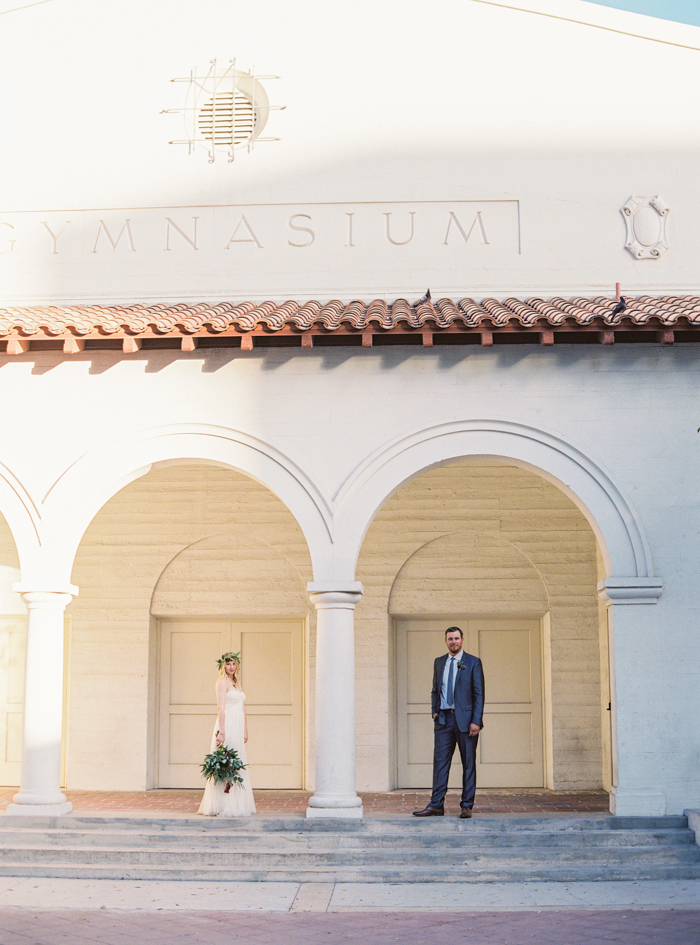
610, 786, 665, 816
686, 810, 700, 846
306, 805, 363, 820
6, 801, 72, 817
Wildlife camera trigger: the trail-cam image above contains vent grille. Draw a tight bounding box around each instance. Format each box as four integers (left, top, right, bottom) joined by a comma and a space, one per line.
198, 91, 256, 147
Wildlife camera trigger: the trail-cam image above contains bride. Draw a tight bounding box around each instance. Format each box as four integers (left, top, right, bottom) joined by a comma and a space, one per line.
198, 652, 256, 817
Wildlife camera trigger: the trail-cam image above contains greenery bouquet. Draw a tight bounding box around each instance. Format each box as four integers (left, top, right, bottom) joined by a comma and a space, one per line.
200, 745, 246, 793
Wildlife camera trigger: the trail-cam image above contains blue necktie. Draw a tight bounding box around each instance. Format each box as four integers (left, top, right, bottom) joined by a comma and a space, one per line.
446, 657, 455, 706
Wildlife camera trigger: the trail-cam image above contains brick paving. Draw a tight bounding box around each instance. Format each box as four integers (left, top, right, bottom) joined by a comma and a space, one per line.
0, 788, 610, 815
0, 910, 697, 945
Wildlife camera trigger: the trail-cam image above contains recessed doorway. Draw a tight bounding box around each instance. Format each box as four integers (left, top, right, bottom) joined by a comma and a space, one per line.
157, 617, 305, 789
395, 617, 544, 788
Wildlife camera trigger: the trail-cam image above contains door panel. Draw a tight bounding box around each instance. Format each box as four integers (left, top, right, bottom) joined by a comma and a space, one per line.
158, 618, 304, 789
0, 619, 25, 784
472, 620, 543, 785
396, 617, 544, 788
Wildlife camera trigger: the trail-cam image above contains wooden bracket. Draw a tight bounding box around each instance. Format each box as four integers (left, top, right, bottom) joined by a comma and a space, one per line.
657, 329, 675, 346
123, 337, 141, 354
422, 331, 434, 347
63, 337, 85, 354
301, 332, 314, 349
362, 332, 373, 348
599, 330, 615, 346
240, 334, 254, 351
6, 338, 30, 355
480, 330, 493, 347
540, 330, 554, 346
181, 336, 198, 352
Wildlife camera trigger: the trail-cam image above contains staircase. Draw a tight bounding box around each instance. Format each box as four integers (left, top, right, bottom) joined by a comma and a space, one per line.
0, 814, 698, 883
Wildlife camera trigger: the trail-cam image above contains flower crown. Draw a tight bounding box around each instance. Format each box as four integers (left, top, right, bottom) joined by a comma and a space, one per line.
217, 652, 241, 670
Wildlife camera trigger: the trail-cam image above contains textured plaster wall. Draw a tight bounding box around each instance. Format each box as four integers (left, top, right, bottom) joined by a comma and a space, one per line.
0, 518, 18, 572
67, 466, 312, 790
355, 463, 603, 792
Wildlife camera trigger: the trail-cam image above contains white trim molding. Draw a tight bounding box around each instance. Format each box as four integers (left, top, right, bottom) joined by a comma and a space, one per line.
37, 423, 334, 588
598, 577, 664, 605
333, 419, 658, 586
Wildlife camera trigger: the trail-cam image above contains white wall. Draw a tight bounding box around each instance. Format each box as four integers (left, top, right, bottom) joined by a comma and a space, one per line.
0, 0, 699, 301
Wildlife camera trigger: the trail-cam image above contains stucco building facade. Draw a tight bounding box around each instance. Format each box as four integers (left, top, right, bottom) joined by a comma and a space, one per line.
0, 0, 698, 819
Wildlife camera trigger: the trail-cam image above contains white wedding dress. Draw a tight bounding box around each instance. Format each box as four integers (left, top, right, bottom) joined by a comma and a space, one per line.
198, 687, 256, 817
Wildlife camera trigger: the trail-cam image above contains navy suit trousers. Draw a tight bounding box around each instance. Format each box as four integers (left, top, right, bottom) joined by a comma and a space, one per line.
429, 712, 478, 809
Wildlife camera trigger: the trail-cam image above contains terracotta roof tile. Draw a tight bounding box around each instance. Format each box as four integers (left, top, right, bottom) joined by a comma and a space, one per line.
1, 295, 699, 339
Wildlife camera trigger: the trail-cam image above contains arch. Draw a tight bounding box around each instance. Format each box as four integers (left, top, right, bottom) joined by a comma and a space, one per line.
388, 530, 551, 616
333, 419, 655, 581
0, 461, 41, 579
37, 424, 332, 588
150, 532, 309, 617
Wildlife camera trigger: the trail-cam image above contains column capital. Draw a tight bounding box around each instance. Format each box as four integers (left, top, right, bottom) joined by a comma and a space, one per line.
307, 582, 363, 608
14, 584, 79, 599
598, 577, 663, 605
17, 591, 76, 610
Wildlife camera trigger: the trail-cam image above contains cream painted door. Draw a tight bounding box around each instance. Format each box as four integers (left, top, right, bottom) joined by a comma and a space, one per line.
396, 617, 544, 788
0, 618, 26, 786
158, 618, 305, 789
0, 616, 70, 787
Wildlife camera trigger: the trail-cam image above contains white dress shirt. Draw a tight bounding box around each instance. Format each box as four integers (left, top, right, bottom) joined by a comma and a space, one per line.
440, 651, 463, 709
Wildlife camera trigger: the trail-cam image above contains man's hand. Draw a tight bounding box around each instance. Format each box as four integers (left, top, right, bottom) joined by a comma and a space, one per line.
469, 723, 481, 737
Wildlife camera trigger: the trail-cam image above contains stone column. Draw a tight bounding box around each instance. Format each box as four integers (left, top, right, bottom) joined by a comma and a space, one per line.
7, 592, 74, 816
307, 581, 363, 818
598, 578, 664, 816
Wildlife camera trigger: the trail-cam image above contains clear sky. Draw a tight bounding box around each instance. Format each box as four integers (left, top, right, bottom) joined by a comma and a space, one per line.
586, 0, 700, 26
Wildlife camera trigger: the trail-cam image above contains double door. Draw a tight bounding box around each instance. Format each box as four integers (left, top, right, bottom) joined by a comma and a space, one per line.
396, 617, 544, 788
158, 618, 305, 789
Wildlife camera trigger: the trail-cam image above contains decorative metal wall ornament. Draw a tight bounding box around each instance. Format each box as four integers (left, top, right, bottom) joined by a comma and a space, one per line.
163, 59, 283, 163
621, 195, 670, 259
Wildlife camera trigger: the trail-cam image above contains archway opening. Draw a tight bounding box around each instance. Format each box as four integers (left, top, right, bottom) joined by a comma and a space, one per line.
68, 464, 313, 791
355, 460, 611, 794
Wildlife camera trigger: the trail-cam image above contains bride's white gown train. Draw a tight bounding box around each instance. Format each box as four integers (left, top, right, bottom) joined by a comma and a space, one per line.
198, 688, 256, 817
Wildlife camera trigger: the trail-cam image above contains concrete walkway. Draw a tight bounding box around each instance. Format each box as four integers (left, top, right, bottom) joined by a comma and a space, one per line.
1, 878, 698, 944
2, 910, 700, 945
0, 876, 698, 912
0, 908, 698, 945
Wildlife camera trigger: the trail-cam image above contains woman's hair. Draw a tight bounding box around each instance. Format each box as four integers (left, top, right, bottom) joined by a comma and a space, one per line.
219, 658, 240, 686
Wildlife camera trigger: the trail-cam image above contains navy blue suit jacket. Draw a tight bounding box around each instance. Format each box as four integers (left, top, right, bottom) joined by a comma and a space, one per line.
431, 651, 485, 732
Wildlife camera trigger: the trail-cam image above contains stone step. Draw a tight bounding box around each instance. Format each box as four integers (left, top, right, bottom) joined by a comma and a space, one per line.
0, 814, 689, 833
1, 830, 700, 856
0, 827, 692, 849
0, 814, 694, 883
0, 860, 698, 884
0, 842, 697, 868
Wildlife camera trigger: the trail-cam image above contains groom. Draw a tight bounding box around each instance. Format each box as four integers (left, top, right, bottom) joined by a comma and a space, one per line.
413, 626, 485, 818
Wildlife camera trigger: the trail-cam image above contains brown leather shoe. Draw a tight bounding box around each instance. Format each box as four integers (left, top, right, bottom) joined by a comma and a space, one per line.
412, 805, 444, 817
459, 807, 473, 818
